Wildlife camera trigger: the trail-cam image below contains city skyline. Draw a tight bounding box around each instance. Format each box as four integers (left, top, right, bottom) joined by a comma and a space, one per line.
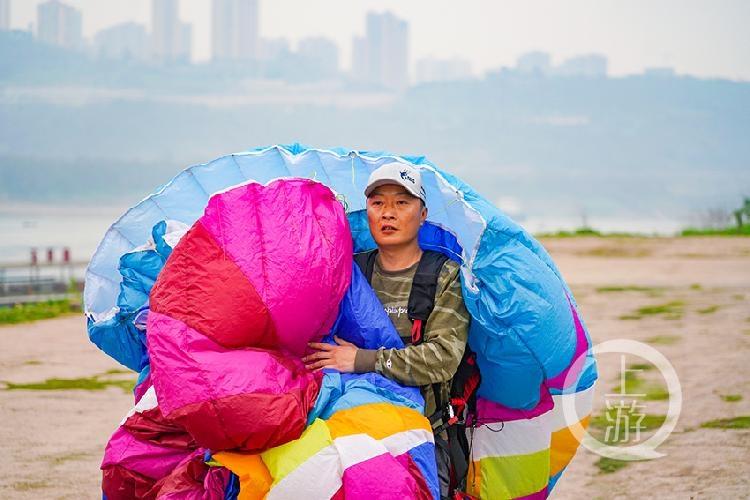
211, 0, 259, 61
4, 0, 750, 80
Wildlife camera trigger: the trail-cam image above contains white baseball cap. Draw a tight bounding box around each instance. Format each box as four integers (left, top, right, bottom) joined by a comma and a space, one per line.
364, 162, 427, 204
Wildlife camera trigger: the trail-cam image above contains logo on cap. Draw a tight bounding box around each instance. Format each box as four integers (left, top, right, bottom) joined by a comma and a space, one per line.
399, 170, 416, 184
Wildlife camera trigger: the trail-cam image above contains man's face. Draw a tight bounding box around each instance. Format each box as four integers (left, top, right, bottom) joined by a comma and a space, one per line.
366, 184, 427, 249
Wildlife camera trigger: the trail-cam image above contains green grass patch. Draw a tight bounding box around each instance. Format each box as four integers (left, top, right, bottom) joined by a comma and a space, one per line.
628, 363, 655, 371
620, 301, 684, 320
535, 227, 651, 238
42, 451, 90, 465
596, 286, 663, 294
3, 374, 135, 393
103, 368, 131, 375
700, 416, 750, 429
690, 283, 702, 291
536, 227, 604, 238
12, 480, 49, 491
23, 360, 42, 366
0, 299, 76, 325
680, 226, 750, 236
589, 410, 668, 473
585, 247, 651, 258
697, 305, 720, 314
637, 301, 684, 316
613, 371, 670, 401
589, 412, 667, 431
595, 457, 630, 474
645, 334, 681, 345
732, 294, 745, 301
720, 394, 742, 403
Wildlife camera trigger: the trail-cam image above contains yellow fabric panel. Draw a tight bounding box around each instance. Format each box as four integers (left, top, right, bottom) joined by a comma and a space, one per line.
261, 418, 332, 485
327, 402, 431, 440
477, 449, 550, 499
549, 416, 590, 477
213, 452, 271, 500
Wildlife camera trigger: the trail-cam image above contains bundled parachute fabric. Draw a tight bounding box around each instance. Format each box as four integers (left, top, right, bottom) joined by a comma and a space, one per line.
86, 144, 598, 499
147, 179, 350, 451
97, 177, 438, 499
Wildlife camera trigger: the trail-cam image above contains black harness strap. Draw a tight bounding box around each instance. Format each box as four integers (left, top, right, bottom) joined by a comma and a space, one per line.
354, 249, 448, 342
354, 249, 450, 412
354, 248, 479, 497
354, 249, 378, 283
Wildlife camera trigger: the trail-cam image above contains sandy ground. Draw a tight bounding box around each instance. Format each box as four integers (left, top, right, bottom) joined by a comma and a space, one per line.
0, 236, 748, 499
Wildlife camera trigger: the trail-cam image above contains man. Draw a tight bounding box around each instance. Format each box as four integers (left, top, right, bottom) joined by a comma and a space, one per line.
303, 162, 471, 499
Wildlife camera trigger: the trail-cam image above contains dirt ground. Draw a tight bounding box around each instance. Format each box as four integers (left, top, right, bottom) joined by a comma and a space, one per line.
0, 236, 748, 499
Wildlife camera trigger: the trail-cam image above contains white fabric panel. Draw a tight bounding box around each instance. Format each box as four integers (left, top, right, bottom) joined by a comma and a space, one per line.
471, 412, 553, 460
549, 385, 595, 431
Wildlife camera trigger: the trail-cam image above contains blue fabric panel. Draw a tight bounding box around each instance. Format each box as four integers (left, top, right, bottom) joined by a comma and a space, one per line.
308, 371, 424, 424
548, 468, 564, 492
87, 221, 174, 371
409, 441, 440, 500
328, 263, 403, 350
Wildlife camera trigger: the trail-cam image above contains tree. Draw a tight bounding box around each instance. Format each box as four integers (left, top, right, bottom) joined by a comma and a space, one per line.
733, 197, 750, 229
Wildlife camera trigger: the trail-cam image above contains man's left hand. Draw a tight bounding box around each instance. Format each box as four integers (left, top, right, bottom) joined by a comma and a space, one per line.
303, 336, 358, 372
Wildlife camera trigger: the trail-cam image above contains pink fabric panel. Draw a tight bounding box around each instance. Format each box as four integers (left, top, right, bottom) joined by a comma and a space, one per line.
134, 371, 152, 403
155, 451, 230, 500
342, 452, 420, 499
395, 452, 432, 500
546, 299, 588, 390
102, 427, 190, 480
147, 311, 319, 416
515, 486, 549, 500
199, 178, 352, 356
474, 385, 554, 424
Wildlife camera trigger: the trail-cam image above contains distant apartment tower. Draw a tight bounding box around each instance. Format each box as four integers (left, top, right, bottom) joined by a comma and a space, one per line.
212, 0, 259, 61
416, 57, 472, 84
37, 0, 83, 50
0, 0, 10, 31
351, 36, 368, 77
516, 51, 551, 75
556, 54, 608, 78
298, 37, 339, 76
259, 37, 289, 61
352, 11, 409, 90
95, 22, 149, 61
152, 0, 191, 62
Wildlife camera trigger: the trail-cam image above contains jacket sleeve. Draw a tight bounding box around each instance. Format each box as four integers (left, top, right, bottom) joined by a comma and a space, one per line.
354, 261, 470, 386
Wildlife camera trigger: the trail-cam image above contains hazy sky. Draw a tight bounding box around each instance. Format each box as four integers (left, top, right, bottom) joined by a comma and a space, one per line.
9, 0, 750, 79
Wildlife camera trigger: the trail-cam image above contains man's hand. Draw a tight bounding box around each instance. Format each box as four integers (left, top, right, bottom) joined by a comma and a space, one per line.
303, 336, 358, 372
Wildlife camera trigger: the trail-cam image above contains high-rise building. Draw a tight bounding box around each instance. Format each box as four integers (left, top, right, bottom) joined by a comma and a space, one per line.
152, 0, 191, 62
516, 51, 551, 75
298, 37, 339, 76
352, 11, 409, 90
37, 0, 83, 50
94, 22, 149, 61
416, 57, 472, 84
0, 0, 10, 31
555, 54, 608, 78
351, 36, 368, 78
177, 21, 192, 60
211, 0, 259, 61
259, 37, 289, 61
